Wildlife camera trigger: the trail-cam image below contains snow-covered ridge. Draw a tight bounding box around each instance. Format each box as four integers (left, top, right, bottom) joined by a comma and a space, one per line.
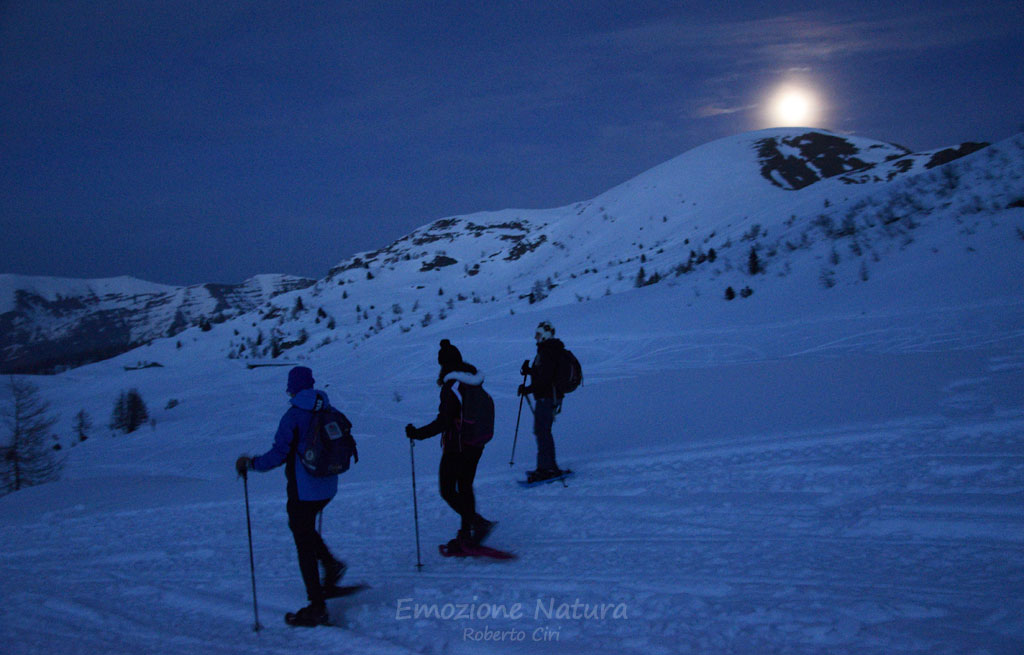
2, 128, 1017, 373
318, 129, 993, 299
205, 128, 1015, 364
0, 273, 314, 374
0, 275, 178, 316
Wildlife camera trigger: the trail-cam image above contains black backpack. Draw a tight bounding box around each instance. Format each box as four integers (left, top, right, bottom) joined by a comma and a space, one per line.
554, 347, 583, 397
299, 397, 358, 477
452, 382, 495, 447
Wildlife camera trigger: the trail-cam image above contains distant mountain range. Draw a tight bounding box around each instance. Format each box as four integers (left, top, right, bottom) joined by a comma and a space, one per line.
0, 275, 313, 373
3, 128, 1019, 374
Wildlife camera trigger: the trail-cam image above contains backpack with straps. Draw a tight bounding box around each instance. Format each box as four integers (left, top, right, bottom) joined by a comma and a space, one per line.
299, 396, 358, 477
554, 347, 583, 397
451, 381, 495, 447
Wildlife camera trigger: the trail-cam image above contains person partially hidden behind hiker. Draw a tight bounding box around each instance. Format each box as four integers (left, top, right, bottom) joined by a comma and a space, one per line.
406, 339, 496, 551
235, 366, 346, 627
518, 320, 568, 483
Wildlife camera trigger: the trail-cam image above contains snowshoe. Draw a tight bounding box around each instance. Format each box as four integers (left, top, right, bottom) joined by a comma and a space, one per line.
439, 536, 466, 557
519, 468, 573, 487
284, 602, 328, 627
438, 531, 516, 560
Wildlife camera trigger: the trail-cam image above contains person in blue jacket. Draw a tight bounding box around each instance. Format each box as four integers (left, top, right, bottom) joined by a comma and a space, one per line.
235, 366, 344, 627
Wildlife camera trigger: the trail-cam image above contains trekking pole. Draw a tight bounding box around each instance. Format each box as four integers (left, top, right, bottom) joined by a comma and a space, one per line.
242, 473, 262, 632
509, 373, 528, 467
409, 439, 424, 571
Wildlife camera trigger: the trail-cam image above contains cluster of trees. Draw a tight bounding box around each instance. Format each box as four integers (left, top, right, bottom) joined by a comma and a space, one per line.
3, 381, 154, 496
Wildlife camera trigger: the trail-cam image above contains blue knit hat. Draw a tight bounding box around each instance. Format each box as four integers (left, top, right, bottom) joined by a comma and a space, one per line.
287, 366, 315, 395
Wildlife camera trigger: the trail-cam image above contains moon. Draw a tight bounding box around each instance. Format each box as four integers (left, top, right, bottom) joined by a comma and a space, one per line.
767, 85, 820, 127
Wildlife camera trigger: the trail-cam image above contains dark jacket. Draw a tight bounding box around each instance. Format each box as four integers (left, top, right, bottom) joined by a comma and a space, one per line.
252, 388, 338, 501
523, 338, 565, 400
409, 367, 486, 450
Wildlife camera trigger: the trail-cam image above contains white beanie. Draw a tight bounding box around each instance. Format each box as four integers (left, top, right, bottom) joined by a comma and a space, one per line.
535, 321, 555, 342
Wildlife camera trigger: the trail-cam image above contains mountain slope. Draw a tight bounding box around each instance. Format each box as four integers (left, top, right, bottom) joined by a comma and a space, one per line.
1, 128, 1016, 374
191, 128, 1020, 363
2, 169, 1022, 654
1, 128, 1023, 654
0, 274, 314, 374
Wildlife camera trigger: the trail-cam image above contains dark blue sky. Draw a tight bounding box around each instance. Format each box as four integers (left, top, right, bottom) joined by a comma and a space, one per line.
2, 1, 1022, 286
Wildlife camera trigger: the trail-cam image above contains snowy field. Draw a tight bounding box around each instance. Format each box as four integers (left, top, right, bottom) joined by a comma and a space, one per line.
3, 192, 1024, 653
3, 263, 1024, 654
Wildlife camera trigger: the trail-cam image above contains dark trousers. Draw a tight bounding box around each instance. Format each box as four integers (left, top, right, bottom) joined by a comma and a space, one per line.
286, 497, 335, 604
439, 445, 484, 531
533, 397, 558, 470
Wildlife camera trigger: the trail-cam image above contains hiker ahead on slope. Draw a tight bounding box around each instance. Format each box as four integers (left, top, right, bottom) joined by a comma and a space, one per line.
518, 320, 569, 483
406, 340, 496, 549
235, 366, 347, 627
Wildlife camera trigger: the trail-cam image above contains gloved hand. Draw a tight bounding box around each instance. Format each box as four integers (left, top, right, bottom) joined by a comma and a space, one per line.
235, 455, 254, 477
517, 384, 529, 397
405, 424, 417, 440
520, 360, 531, 376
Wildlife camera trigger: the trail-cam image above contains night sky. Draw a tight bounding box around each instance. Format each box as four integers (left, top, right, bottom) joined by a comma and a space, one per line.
2, 1, 1022, 286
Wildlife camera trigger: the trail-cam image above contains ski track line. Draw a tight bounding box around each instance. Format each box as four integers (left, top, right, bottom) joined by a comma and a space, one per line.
8, 571, 418, 655
515, 533, 1021, 548
28, 595, 239, 655
570, 417, 1024, 472
4, 398, 1022, 654
376, 553, 1015, 602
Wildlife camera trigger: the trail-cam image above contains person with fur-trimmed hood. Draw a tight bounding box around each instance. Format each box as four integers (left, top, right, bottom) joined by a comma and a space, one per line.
406, 340, 496, 548
518, 320, 567, 483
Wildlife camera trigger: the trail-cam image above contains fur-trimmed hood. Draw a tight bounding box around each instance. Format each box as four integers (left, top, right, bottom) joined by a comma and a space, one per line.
443, 369, 485, 387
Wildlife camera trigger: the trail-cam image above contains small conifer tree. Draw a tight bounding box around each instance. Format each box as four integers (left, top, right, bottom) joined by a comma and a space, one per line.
110, 389, 150, 434
748, 247, 762, 275
74, 409, 93, 443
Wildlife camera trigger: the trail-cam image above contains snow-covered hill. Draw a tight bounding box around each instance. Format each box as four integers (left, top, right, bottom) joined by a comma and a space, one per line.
2, 129, 1009, 375
1, 128, 1023, 654
128, 129, 1013, 368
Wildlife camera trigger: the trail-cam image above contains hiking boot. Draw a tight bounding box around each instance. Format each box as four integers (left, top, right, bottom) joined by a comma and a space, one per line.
286, 601, 328, 627
445, 536, 463, 552
471, 516, 496, 544
456, 528, 475, 547
322, 559, 347, 588
440, 535, 465, 556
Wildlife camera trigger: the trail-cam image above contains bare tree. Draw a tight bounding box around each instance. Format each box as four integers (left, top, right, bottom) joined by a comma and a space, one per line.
1, 377, 64, 495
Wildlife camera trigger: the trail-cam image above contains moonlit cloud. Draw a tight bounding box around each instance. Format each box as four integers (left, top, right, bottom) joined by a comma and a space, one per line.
695, 104, 758, 118
592, 3, 1021, 63
589, 2, 1021, 129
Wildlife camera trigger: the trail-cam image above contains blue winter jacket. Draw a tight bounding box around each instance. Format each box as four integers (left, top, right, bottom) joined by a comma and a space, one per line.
252, 388, 339, 501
